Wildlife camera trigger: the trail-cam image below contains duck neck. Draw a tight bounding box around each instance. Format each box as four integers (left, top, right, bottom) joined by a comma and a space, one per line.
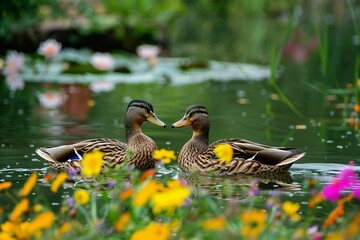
125, 121, 142, 142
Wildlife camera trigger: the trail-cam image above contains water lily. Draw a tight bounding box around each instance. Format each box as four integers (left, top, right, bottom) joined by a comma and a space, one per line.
38, 39, 62, 58
19, 172, 38, 197
81, 150, 104, 178
3, 51, 24, 77
6, 75, 25, 92
90, 52, 115, 71
130, 222, 169, 240
153, 149, 176, 164
90, 80, 115, 93
73, 189, 90, 205
214, 143, 233, 164
136, 44, 160, 60
50, 172, 68, 193
38, 90, 64, 109
202, 216, 226, 230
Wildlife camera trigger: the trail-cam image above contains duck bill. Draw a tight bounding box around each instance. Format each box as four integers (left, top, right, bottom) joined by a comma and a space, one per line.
147, 113, 166, 128
172, 117, 190, 128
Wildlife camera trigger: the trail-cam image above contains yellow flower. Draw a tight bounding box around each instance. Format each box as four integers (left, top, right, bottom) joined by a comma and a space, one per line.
0, 231, 16, 240
56, 222, 72, 238
282, 201, 301, 221
81, 150, 104, 178
240, 209, 267, 238
325, 231, 346, 240
346, 212, 360, 237
214, 144, 233, 164
115, 212, 131, 232
131, 222, 170, 240
9, 198, 29, 223
33, 204, 42, 212
19, 172, 37, 197
0, 182, 12, 191
50, 172, 68, 193
151, 186, 191, 214
153, 149, 176, 164
31, 211, 55, 231
202, 216, 226, 230
73, 189, 90, 205
133, 180, 161, 207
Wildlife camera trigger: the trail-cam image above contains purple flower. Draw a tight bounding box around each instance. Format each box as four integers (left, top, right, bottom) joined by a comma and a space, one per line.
107, 179, 116, 188
67, 197, 74, 208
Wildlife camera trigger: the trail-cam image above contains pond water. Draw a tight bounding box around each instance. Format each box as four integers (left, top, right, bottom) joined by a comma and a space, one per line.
1, 73, 359, 209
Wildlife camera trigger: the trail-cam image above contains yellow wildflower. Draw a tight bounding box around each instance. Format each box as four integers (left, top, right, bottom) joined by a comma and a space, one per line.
50, 172, 68, 193
133, 180, 161, 207
214, 144, 233, 164
81, 150, 104, 178
202, 216, 226, 230
73, 189, 90, 205
240, 209, 267, 238
130, 222, 170, 240
346, 212, 360, 237
0, 182, 12, 191
282, 201, 301, 221
119, 188, 134, 200
9, 198, 29, 223
151, 186, 191, 214
56, 222, 72, 238
31, 211, 55, 231
115, 212, 131, 232
33, 204, 42, 212
19, 172, 37, 197
153, 149, 176, 164
0, 231, 16, 240
325, 231, 346, 240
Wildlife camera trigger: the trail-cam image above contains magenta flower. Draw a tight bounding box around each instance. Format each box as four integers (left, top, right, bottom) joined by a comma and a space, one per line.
321, 164, 360, 201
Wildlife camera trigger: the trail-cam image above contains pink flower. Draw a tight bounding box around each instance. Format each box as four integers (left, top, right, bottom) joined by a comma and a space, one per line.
90, 53, 114, 71
3, 51, 24, 77
322, 164, 360, 201
136, 44, 160, 60
38, 90, 64, 109
90, 80, 115, 93
38, 39, 62, 58
5, 75, 24, 91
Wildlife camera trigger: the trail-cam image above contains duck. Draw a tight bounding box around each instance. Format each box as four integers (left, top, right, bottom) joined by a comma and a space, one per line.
36, 99, 166, 172
171, 105, 305, 175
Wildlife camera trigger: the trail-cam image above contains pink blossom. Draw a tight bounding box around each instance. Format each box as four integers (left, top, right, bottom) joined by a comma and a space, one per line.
321, 164, 360, 201
5, 75, 24, 91
89, 80, 115, 93
38, 90, 64, 109
136, 44, 160, 60
3, 51, 24, 76
90, 53, 114, 71
38, 39, 62, 58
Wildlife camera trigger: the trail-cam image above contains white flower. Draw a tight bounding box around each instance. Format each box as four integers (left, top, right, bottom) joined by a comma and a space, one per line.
90, 80, 115, 93
136, 44, 160, 60
5, 75, 24, 92
90, 53, 115, 71
38, 90, 64, 109
38, 39, 62, 58
3, 51, 24, 76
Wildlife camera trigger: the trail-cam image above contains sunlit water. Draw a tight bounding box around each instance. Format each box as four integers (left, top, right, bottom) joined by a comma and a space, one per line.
1, 78, 360, 211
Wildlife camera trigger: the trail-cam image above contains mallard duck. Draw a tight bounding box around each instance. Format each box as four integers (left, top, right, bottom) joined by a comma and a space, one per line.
172, 105, 305, 175
36, 99, 166, 172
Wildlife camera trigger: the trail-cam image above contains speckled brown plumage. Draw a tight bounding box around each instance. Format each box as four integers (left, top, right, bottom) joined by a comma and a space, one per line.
36, 99, 166, 172
172, 105, 305, 176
